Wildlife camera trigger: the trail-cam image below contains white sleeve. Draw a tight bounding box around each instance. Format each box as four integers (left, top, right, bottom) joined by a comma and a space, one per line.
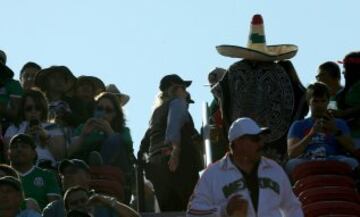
278, 167, 304, 217
187, 172, 228, 217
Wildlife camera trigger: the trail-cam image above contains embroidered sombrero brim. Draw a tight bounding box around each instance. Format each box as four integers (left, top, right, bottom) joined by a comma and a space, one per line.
216, 44, 298, 61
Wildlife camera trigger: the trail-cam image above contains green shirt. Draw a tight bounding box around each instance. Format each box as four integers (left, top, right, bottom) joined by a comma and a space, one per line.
20, 167, 61, 209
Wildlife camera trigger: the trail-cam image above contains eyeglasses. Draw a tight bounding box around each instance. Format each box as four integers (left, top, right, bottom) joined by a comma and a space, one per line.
96, 106, 114, 114
24, 105, 42, 112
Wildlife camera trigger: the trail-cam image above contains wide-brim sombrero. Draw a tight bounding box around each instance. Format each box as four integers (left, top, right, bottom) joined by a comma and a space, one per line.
216, 14, 298, 61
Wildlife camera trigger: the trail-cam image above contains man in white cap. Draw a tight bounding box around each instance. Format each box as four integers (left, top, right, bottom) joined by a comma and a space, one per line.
187, 117, 303, 217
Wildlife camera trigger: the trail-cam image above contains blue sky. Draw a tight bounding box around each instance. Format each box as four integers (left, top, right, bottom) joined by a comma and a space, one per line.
2, 1, 359, 152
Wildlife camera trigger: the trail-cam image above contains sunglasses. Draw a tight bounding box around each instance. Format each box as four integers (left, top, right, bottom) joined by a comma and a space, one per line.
96, 106, 114, 114
24, 105, 42, 112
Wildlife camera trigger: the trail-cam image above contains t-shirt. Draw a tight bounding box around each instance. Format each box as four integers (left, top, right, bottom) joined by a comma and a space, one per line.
20, 166, 61, 209
288, 117, 350, 158
16, 209, 42, 217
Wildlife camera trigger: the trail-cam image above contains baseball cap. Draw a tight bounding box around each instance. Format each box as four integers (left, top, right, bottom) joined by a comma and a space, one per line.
228, 117, 270, 143
0, 176, 22, 192
58, 159, 90, 174
159, 74, 192, 91
9, 134, 36, 149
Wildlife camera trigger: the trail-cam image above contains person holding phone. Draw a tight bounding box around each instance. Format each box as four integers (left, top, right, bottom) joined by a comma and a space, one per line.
4, 89, 66, 167
286, 82, 359, 174
69, 92, 134, 204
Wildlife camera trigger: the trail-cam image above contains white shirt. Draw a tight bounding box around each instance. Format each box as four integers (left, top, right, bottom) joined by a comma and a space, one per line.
187, 154, 303, 217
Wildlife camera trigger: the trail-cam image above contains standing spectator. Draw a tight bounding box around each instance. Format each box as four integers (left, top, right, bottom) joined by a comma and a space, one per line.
141, 74, 201, 211
187, 117, 303, 217
335, 51, 360, 149
19, 62, 42, 91
8, 134, 61, 209
69, 92, 135, 204
4, 89, 67, 165
286, 82, 359, 174
0, 176, 41, 217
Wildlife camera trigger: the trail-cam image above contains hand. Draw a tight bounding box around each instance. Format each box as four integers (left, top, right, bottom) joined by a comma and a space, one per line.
321, 112, 338, 134
92, 119, 114, 135
168, 147, 180, 172
27, 125, 49, 147
81, 118, 97, 136
226, 195, 248, 217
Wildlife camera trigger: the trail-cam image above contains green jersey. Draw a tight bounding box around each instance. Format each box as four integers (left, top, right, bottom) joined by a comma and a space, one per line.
20, 167, 61, 209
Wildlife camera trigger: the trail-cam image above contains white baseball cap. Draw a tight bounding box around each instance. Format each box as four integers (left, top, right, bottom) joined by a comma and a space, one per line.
228, 117, 270, 142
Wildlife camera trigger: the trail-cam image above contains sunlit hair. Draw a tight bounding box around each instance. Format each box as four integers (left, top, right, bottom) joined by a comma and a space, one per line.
18, 88, 49, 124
0, 164, 19, 179
152, 85, 180, 110
95, 92, 125, 132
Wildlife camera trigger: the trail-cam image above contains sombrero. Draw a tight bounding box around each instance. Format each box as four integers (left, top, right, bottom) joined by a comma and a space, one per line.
76, 76, 106, 96
106, 84, 130, 106
216, 14, 298, 61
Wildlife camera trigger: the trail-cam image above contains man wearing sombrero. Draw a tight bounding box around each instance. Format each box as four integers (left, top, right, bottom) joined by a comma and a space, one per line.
212, 14, 308, 162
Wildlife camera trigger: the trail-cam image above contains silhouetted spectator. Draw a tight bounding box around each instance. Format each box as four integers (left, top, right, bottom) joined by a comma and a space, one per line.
335, 51, 360, 150
69, 76, 105, 126
34, 66, 76, 127
69, 92, 134, 204
140, 74, 201, 211
19, 62, 42, 91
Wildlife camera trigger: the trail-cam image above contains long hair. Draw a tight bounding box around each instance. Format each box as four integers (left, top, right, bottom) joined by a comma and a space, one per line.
18, 88, 49, 124
95, 92, 125, 132
152, 85, 179, 110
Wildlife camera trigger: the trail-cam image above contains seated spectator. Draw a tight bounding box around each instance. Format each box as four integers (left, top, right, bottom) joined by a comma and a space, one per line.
43, 158, 127, 217
8, 134, 61, 210
0, 176, 41, 217
187, 117, 303, 217
335, 51, 360, 149
19, 62, 42, 91
0, 50, 23, 129
69, 76, 105, 126
4, 89, 67, 165
69, 92, 135, 204
0, 164, 40, 212
34, 65, 77, 127
64, 186, 139, 217
286, 82, 359, 175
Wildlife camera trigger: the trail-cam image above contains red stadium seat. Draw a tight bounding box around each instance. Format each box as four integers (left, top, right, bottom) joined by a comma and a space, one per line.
298, 186, 359, 206
293, 175, 356, 196
291, 160, 352, 182
303, 201, 360, 217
